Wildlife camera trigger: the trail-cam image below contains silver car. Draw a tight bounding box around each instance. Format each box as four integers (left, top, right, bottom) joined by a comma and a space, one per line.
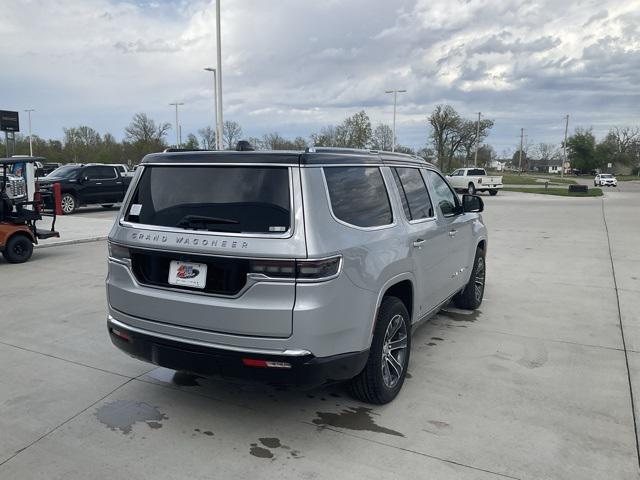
106, 147, 487, 404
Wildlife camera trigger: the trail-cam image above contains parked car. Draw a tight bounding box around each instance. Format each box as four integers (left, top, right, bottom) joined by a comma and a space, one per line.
113, 164, 136, 177
594, 174, 617, 187
446, 168, 503, 195
106, 147, 488, 404
39, 163, 133, 214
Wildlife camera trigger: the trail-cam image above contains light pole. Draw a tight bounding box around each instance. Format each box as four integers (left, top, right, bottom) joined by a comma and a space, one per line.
24, 109, 35, 156
562, 114, 569, 178
204, 67, 218, 149
385, 89, 406, 152
215, 0, 223, 150
169, 102, 184, 148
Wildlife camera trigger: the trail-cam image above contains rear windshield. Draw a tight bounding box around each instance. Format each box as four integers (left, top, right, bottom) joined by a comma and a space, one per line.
125, 166, 291, 234
467, 168, 486, 175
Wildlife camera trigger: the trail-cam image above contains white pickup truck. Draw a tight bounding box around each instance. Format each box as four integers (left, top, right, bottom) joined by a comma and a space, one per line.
446, 168, 503, 196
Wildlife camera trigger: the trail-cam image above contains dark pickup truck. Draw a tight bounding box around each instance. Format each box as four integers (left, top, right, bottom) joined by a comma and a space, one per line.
39, 164, 133, 214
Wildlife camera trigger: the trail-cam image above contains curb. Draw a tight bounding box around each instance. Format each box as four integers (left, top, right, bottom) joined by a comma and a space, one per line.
35, 236, 108, 249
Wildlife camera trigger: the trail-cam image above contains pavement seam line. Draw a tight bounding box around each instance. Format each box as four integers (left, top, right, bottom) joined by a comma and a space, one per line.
601, 197, 640, 469
0, 339, 134, 380
304, 422, 521, 479
0, 377, 135, 468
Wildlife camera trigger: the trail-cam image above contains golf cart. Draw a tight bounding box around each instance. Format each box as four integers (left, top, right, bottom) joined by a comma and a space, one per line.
0, 157, 59, 263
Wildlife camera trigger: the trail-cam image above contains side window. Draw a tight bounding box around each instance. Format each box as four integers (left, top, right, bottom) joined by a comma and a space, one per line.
85, 166, 116, 180
425, 170, 459, 217
324, 166, 393, 228
451, 169, 462, 176
392, 167, 433, 220
84, 167, 100, 180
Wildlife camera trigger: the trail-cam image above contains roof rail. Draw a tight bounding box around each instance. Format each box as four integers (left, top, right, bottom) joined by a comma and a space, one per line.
304, 147, 375, 155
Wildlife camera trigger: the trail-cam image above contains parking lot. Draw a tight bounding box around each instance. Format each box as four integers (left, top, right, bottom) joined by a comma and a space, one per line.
1, 185, 640, 479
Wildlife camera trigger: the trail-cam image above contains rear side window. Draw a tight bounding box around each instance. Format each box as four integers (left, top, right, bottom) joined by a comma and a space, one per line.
324, 167, 393, 228
125, 166, 291, 234
391, 168, 433, 220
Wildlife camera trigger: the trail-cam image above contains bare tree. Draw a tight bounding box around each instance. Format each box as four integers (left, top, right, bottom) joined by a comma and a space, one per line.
371, 124, 393, 151
223, 120, 243, 149
125, 113, 170, 144
197, 126, 217, 150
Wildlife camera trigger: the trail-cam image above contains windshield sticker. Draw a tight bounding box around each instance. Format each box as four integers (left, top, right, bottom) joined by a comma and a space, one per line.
129, 204, 142, 216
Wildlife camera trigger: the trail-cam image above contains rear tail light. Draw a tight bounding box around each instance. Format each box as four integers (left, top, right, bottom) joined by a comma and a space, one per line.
108, 241, 130, 261
248, 256, 341, 281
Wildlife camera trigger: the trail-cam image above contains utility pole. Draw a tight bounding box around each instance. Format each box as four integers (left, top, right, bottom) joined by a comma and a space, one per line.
474, 112, 481, 167
169, 102, 184, 148
24, 109, 35, 156
204, 67, 218, 149
562, 114, 569, 178
519, 128, 524, 173
385, 89, 407, 152
215, 0, 223, 150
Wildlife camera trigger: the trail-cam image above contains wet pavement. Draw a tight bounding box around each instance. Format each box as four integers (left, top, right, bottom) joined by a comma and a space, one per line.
0, 189, 639, 479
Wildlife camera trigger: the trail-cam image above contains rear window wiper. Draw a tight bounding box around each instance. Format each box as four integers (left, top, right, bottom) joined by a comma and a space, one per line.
176, 215, 239, 230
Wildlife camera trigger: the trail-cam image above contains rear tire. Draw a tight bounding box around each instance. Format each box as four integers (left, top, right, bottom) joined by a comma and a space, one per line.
489, 189, 498, 196
467, 183, 476, 195
60, 193, 77, 214
453, 247, 486, 310
2, 234, 34, 263
349, 296, 411, 405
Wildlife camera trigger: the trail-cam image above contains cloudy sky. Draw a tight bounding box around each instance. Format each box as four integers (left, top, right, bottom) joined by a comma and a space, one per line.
2, 0, 639, 155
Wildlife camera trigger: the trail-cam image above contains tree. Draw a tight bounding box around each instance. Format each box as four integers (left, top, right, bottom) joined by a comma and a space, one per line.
311, 125, 340, 147
125, 113, 170, 145
184, 133, 199, 150
476, 145, 496, 168
429, 105, 461, 169
63, 126, 102, 162
339, 110, 372, 149
197, 126, 216, 150
567, 128, 598, 173
223, 120, 243, 149
459, 119, 494, 166
371, 124, 393, 151
124, 112, 170, 160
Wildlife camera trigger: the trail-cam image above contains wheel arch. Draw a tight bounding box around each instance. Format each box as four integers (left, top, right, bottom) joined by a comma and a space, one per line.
1, 227, 35, 248
370, 273, 416, 340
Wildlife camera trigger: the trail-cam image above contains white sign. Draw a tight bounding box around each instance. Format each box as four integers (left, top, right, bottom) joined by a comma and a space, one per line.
607, 163, 612, 168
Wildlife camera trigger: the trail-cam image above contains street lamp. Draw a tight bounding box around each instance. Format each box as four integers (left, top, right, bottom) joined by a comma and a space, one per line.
204, 67, 218, 150
384, 89, 406, 152
215, 0, 223, 150
169, 102, 184, 148
24, 109, 35, 156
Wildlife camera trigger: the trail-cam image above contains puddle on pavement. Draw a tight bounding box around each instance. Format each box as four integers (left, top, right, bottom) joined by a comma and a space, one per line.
249, 438, 301, 460
95, 400, 168, 434
312, 407, 404, 437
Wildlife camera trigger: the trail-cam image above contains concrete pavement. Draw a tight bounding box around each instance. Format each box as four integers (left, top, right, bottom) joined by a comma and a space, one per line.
0, 190, 639, 479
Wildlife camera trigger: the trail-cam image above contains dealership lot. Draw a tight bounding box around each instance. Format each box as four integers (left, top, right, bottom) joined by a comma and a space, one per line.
1, 186, 639, 479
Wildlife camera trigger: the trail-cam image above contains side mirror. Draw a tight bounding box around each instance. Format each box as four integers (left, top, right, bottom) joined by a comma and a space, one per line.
462, 194, 484, 213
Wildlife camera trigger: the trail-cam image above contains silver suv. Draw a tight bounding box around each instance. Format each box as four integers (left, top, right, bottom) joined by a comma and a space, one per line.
106, 148, 487, 404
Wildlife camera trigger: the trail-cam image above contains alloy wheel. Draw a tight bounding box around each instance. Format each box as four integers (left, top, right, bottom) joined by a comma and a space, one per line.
474, 256, 486, 303
381, 314, 408, 389
61, 195, 75, 214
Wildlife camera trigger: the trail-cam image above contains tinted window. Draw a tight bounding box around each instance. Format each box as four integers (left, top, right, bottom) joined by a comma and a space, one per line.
392, 168, 433, 220
47, 166, 81, 179
468, 169, 486, 176
426, 170, 458, 216
126, 166, 290, 234
85, 166, 116, 180
324, 167, 393, 228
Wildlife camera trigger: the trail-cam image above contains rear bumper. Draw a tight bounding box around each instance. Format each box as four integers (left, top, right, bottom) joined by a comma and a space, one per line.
107, 315, 369, 386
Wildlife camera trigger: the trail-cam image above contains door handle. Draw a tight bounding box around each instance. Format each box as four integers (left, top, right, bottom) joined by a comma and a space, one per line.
95, 182, 102, 185
413, 239, 426, 248
116, 182, 122, 185
448, 229, 457, 237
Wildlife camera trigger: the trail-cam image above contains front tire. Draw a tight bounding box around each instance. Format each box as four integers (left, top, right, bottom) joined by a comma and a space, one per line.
453, 247, 486, 310
350, 296, 411, 405
467, 183, 476, 195
2, 234, 34, 263
60, 193, 77, 214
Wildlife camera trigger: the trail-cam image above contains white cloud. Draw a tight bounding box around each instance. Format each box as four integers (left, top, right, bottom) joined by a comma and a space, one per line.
0, 0, 638, 153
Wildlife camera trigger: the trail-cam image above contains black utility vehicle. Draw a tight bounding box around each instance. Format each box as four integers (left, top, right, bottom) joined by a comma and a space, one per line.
40, 164, 133, 214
